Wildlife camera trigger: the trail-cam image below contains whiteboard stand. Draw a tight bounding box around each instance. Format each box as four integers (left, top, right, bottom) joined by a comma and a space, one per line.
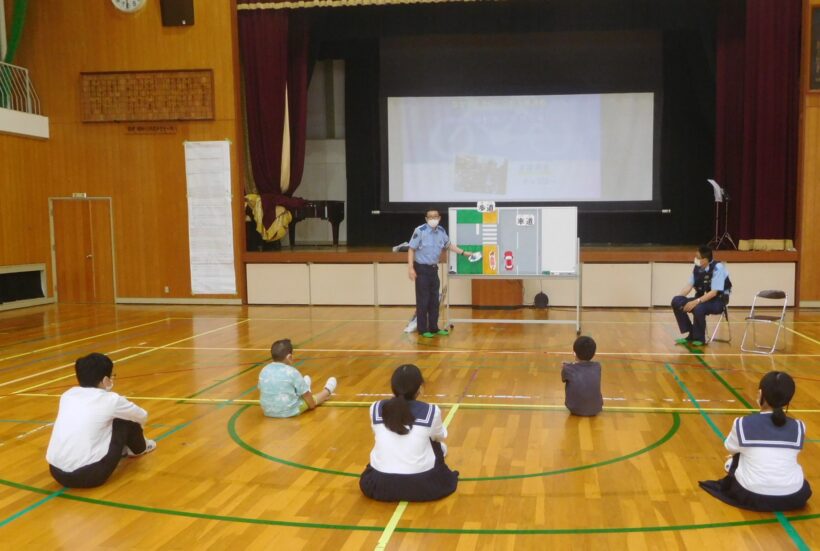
444, 238, 581, 334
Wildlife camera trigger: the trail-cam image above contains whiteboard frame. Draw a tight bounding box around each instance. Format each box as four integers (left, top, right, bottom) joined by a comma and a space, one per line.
444, 238, 581, 333
448, 206, 578, 277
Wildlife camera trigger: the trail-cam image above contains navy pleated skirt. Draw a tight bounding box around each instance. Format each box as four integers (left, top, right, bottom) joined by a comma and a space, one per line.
360, 440, 459, 502
699, 455, 812, 512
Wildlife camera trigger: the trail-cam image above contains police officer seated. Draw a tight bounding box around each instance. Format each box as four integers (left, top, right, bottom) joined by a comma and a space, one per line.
671, 245, 732, 347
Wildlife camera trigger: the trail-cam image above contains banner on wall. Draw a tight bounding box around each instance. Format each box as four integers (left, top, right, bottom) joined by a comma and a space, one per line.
184, 141, 237, 295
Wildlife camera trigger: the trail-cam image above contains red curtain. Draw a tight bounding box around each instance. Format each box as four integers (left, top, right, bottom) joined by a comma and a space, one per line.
238, 7, 309, 228
715, 0, 801, 241
286, 12, 311, 195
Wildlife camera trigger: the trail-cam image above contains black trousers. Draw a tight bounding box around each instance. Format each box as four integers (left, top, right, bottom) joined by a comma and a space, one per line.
671, 295, 725, 342
414, 262, 440, 334
49, 419, 147, 488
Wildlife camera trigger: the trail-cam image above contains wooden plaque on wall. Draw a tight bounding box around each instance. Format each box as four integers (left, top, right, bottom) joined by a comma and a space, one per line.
80, 69, 214, 122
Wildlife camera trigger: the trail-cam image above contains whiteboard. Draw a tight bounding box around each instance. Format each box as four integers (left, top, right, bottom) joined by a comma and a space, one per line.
540, 207, 578, 274
448, 206, 577, 276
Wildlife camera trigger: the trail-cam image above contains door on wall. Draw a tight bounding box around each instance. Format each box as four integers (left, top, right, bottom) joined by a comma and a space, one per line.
50, 198, 115, 303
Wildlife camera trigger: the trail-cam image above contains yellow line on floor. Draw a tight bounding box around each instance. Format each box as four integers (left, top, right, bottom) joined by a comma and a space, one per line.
374, 502, 408, 550
784, 326, 820, 347
166, 315, 820, 325
374, 404, 459, 550
123, 345, 820, 358
12, 393, 260, 405
3, 320, 250, 396
0, 347, 132, 389
15, 393, 820, 415
0, 318, 170, 363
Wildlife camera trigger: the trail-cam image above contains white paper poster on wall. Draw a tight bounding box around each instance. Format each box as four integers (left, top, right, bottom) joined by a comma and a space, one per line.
185, 141, 236, 295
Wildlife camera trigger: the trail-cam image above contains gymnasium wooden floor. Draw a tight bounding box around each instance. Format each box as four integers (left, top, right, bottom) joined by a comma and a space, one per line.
1, 304, 819, 549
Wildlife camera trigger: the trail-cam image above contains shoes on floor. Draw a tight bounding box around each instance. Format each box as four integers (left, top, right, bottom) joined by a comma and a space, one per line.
436, 329, 450, 336
124, 438, 157, 458
675, 336, 705, 347
324, 377, 338, 395
421, 332, 435, 338
303, 375, 312, 389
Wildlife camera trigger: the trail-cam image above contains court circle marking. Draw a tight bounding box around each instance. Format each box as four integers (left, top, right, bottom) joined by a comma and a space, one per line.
227, 404, 681, 482
4, 410, 818, 535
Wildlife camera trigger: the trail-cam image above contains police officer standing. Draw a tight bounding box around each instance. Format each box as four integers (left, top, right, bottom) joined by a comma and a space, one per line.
671, 245, 732, 346
408, 209, 474, 338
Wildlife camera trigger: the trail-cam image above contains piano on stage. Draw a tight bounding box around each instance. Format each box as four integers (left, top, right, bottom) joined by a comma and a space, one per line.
288, 200, 345, 247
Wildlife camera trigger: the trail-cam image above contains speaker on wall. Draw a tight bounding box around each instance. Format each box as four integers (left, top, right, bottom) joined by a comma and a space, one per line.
160, 0, 194, 27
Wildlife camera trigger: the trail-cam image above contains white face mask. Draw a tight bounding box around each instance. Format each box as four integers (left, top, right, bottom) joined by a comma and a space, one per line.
694, 257, 702, 268
427, 219, 440, 229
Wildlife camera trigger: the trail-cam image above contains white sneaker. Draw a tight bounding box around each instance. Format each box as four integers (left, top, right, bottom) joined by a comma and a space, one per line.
403, 317, 418, 333
324, 377, 337, 395
303, 375, 312, 389
126, 438, 157, 458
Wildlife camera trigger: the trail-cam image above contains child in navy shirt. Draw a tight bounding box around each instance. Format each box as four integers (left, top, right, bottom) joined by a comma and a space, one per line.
561, 336, 603, 416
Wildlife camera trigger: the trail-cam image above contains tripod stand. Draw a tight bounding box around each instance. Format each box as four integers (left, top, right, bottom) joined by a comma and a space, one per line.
706, 179, 737, 250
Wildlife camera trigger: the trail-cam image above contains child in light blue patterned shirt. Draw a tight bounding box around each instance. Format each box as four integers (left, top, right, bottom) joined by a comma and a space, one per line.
258, 339, 337, 418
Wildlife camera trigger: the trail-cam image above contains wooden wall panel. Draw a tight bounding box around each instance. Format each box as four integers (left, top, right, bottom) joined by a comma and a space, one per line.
0, 0, 244, 300
801, 107, 820, 302
800, 0, 820, 302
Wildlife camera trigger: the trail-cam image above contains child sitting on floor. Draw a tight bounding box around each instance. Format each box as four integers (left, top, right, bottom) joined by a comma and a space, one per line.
359, 364, 459, 502
258, 338, 337, 418
46, 353, 156, 488
699, 371, 812, 511
561, 336, 603, 416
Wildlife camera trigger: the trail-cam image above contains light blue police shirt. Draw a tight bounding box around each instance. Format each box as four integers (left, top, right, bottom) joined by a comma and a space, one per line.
688, 261, 730, 292
408, 224, 450, 265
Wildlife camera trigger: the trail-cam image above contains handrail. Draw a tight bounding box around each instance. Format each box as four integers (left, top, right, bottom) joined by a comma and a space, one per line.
0, 60, 41, 115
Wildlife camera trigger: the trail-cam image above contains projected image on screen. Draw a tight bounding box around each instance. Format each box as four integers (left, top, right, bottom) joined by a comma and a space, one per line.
387, 93, 654, 203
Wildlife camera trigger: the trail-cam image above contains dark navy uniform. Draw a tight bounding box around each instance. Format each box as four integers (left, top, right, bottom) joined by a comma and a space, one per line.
671, 261, 732, 342
409, 224, 450, 334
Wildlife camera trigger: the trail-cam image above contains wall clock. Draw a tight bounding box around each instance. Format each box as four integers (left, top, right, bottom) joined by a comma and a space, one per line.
111, 0, 147, 14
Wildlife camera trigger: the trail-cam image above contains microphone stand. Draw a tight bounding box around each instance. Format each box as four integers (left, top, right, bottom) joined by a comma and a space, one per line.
715, 189, 737, 250
707, 200, 720, 249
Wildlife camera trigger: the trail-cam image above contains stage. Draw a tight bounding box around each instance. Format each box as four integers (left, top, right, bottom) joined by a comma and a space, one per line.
243, 246, 798, 308
243, 245, 798, 264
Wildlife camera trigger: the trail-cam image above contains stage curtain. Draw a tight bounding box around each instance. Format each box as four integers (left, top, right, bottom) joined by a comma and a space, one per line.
238, 8, 309, 233
715, 0, 801, 241
286, 12, 311, 195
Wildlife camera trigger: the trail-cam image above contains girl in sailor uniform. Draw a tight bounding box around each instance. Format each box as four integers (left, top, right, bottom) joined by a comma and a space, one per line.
359, 364, 459, 502
700, 372, 812, 511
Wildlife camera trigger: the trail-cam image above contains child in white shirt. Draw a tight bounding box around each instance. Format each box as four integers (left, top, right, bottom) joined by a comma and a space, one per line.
700, 371, 811, 511
46, 353, 155, 488
359, 364, 458, 501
